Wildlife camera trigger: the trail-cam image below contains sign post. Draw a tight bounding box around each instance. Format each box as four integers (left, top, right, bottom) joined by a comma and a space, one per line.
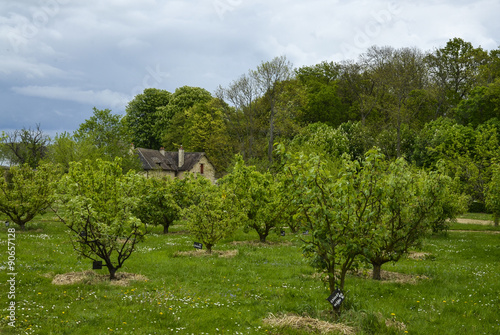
326, 289, 345, 310
194, 242, 203, 250
93, 261, 103, 270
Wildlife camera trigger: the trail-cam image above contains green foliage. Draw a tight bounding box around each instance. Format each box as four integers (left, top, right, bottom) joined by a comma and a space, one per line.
485, 164, 500, 225
0, 163, 61, 229
363, 159, 467, 279
134, 177, 187, 233
425, 37, 489, 113
55, 159, 147, 279
182, 175, 243, 253
0, 124, 50, 168
413, 118, 500, 206
71, 107, 142, 172
124, 88, 172, 149
159, 86, 213, 150
222, 155, 294, 242
455, 79, 500, 126
288, 122, 349, 159
295, 61, 349, 127
181, 98, 234, 174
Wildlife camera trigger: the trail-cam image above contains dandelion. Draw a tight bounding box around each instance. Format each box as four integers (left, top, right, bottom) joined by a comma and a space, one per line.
443, 300, 446, 303
391, 313, 396, 316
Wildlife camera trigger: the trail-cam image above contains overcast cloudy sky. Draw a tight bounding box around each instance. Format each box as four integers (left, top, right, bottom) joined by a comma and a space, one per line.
1, 0, 499, 137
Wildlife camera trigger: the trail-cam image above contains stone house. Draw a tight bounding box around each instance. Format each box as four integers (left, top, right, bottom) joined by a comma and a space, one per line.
135, 146, 216, 183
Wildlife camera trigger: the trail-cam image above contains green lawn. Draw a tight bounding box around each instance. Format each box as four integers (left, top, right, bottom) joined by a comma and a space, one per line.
1, 214, 499, 334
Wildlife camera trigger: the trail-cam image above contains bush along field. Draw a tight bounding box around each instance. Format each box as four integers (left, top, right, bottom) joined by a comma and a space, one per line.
0, 213, 499, 335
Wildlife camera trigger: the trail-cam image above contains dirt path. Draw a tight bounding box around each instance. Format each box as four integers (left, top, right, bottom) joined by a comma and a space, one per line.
456, 218, 494, 225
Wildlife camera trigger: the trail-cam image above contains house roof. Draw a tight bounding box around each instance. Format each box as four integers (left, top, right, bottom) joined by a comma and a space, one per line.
136, 148, 206, 172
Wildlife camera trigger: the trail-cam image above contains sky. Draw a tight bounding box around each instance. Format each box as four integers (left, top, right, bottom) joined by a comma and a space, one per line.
1, 0, 499, 138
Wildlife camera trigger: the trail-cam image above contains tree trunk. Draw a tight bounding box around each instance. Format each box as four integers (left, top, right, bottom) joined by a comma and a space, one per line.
206, 244, 213, 254
494, 214, 499, 227
108, 266, 117, 280
372, 263, 382, 280
163, 224, 169, 234
268, 108, 275, 164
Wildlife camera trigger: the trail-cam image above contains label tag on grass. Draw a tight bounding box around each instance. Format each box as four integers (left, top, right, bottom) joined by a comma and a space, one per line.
280, 230, 285, 236
194, 242, 203, 249
93, 261, 103, 270
326, 289, 345, 308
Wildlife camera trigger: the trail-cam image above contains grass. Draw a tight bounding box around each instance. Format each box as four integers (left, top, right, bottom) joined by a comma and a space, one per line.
0, 213, 499, 334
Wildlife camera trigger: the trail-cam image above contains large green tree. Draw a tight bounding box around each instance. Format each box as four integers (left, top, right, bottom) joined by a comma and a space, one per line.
124, 88, 171, 149
0, 163, 61, 230
55, 159, 147, 280
425, 37, 489, 115
295, 61, 349, 127
160, 86, 213, 150
74, 108, 141, 172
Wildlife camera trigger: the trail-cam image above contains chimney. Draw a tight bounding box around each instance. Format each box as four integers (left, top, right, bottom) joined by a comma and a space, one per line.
178, 145, 184, 168
160, 147, 165, 156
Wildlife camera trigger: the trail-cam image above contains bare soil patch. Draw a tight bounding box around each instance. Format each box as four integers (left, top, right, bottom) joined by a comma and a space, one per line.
352, 269, 429, 284
230, 240, 293, 247
407, 251, 432, 260
52, 270, 148, 286
263, 313, 356, 335
173, 249, 238, 258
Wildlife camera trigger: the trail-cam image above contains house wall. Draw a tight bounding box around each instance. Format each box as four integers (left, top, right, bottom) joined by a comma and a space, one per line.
178, 156, 216, 183
141, 156, 216, 183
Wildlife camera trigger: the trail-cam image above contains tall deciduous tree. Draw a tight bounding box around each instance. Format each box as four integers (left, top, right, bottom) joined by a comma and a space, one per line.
425, 37, 489, 115
124, 88, 171, 149
55, 159, 147, 280
295, 61, 349, 127
160, 86, 213, 150
0, 124, 50, 168
181, 99, 234, 174
216, 73, 261, 160
73, 107, 141, 172
360, 46, 430, 157
0, 163, 61, 230
252, 55, 293, 163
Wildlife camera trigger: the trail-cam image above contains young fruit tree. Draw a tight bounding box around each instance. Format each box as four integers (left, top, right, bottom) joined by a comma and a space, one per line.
222, 155, 293, 242
55, 159, 147, 280
0, 163, 61, 230
182, 175, 243, 254
362, 159, 466, 280
284, 148, 386, 314
134, 177, 187, 234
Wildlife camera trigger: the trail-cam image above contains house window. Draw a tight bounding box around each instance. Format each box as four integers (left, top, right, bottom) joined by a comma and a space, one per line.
200, 163, 204, 174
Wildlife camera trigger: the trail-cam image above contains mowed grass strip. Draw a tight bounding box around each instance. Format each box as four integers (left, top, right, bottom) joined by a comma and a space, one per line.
0, 213, 499, 334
